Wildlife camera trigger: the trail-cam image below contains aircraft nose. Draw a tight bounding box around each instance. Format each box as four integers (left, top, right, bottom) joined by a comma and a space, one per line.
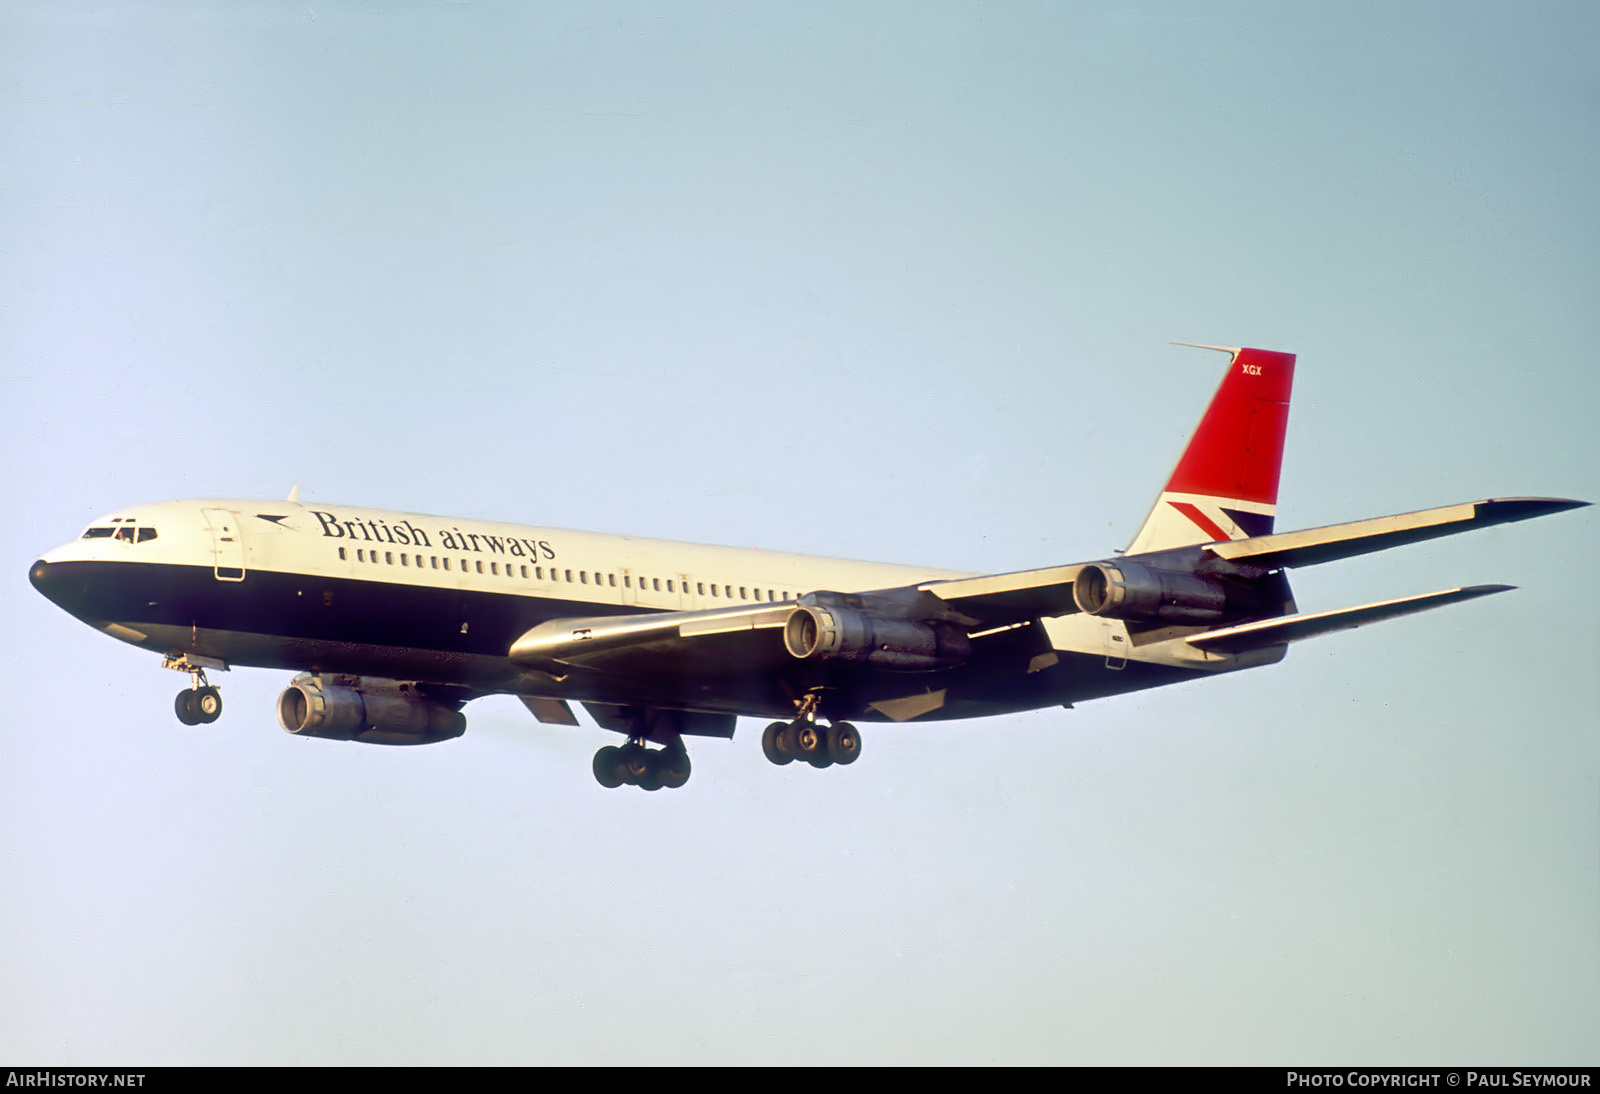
30, 558, 70, 609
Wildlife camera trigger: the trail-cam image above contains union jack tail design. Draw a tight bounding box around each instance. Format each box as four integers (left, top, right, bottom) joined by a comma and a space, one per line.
1124, 345, 1296, 555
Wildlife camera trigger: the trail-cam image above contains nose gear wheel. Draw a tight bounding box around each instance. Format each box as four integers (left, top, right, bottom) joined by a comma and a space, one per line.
164, 658, 224, 726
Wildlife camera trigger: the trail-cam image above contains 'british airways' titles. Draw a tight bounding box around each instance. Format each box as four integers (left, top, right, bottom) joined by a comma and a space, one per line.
310, 510, 556, 559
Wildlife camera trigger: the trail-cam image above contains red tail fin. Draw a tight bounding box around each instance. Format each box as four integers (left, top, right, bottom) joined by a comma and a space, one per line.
1125, 345, 1296, 554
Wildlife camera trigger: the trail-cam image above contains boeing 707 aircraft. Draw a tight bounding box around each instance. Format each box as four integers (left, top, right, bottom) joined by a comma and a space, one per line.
29, 345, 1586, 790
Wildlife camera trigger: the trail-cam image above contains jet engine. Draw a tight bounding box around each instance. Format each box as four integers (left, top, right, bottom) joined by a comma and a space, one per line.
276, 673, 466, 746
1072, 560, 1230, 624
783, 601, 971, 670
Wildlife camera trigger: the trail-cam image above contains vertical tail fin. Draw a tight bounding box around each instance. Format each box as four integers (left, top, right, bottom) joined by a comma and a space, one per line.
1124, 344, 1296, 555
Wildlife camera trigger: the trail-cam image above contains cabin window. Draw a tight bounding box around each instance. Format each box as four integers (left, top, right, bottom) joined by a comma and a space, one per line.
475, 561, 483, 574
520, 565, 528, 578
580, 571, 588, 584
565, 569, 573, 582
536, 566, 544, 580
431, 557, 438, 569
338, 547, 347, 561
357, 549, 365, 562
400, 554, 408, 566
697, 582, 705, 596
491, 562, 499, 576
385, 552, 393, 565
608, 574, 616, 587
667, 580, 675, 593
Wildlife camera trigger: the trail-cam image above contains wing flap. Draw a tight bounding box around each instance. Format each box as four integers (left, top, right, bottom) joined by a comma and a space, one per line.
518, 695, 581, 726
1205, 497, 1586, 570
1184, 585, 1513, 653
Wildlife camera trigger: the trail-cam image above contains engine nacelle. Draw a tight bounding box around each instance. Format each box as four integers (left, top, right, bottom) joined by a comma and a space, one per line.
1072, 560, 1229, 624
276, 674, 467, 746
783, 602, 971, 670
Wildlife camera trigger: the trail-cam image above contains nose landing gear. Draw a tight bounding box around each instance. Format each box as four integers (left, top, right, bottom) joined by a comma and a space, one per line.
175, 685, 223, 725
163, 655, 225, 726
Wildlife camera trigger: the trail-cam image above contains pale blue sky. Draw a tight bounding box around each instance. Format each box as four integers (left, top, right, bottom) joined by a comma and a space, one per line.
3, 1, 1597, 1064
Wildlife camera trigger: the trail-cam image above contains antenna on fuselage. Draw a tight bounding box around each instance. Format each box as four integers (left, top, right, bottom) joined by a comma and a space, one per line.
286, 485, 300, 502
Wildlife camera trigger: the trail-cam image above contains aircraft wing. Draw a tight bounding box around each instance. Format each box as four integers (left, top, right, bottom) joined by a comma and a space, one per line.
916, 564, 1091, 626
509, 564, 1100, 676
913, 498, 1585, 626
505, 497, 1585, 675
1204, 497, 1586, 570
508, 601, 794, 674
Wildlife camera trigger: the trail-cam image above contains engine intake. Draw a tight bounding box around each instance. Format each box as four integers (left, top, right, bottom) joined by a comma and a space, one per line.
1072, 561, 1229, 624
783, 601, 971, 670
277, 674, 466, 746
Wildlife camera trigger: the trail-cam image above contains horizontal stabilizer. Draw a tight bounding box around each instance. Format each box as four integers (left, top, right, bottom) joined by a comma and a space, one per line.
1203, 497, 1587, 570
1184, 585, 1513, 653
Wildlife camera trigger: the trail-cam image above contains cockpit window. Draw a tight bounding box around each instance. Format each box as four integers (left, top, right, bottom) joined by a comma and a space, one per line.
82, 524, 157, 543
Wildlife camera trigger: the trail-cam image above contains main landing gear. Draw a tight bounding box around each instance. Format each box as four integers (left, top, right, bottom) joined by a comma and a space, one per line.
164, 656, 223, 726
761, 719, 861, 769
761, 692, 862, 771
592, 738, 692, 791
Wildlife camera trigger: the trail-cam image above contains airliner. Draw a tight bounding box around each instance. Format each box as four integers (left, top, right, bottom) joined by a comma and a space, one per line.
29, 345, 1586, 790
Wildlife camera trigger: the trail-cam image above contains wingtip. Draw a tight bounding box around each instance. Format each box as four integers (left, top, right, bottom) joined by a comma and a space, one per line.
1478, 497, 1591, 521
